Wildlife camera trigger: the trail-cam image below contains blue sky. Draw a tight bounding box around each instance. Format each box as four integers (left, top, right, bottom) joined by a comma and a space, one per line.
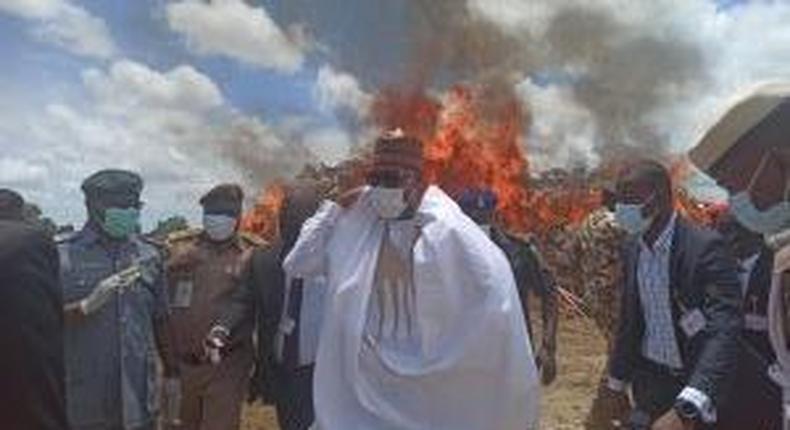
1, 0, 789, 227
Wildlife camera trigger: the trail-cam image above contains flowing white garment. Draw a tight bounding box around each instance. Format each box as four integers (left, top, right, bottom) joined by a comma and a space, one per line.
284, 186, 540, 430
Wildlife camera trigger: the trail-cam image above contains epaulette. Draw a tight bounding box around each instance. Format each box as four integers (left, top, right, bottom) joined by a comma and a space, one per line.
239, 231, 267, 248
139, 234, 166, 249
165, 227, 202, 247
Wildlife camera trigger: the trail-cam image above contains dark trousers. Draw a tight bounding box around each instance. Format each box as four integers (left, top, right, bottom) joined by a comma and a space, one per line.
715, 346, 781, 430
274, 365, 315, 430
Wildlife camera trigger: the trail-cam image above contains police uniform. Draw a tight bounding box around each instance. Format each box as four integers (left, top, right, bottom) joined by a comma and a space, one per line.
61, 170, 169, 430
163, 185, 263, 430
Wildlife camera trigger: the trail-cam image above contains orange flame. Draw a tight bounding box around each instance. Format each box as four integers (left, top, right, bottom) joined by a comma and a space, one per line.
240, 182, 286, 242
372, 84, 601, 234
670, 157, 727, 226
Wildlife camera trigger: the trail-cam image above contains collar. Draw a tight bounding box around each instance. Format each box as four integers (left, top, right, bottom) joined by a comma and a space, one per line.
642, 212, 677, 253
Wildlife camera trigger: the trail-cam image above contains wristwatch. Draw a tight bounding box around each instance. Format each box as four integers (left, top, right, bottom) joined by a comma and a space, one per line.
674, 398, 701, 423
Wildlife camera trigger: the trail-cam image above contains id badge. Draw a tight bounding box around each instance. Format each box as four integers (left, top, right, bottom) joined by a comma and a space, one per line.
745, 313, 769, 331
680, 308, 706, 337
172, 280, 194, 308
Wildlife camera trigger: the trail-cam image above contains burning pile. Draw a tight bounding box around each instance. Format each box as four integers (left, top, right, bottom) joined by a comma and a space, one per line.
240, 182, 285, 242
240, 86, 724, 249
371, 84, 602, 234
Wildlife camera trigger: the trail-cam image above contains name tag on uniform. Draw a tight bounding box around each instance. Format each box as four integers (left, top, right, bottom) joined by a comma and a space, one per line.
173, 280, 193, 308
745, 313, 769, 331
680, 308, 707, 337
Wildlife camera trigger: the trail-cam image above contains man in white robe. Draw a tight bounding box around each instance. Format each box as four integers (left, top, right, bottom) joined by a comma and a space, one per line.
284, 130, 540, 430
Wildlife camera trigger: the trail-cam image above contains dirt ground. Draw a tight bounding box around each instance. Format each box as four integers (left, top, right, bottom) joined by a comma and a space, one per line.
240, 314, 608, 430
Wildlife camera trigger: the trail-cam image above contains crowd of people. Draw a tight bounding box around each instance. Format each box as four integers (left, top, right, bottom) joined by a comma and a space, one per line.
1, 85, 789, 430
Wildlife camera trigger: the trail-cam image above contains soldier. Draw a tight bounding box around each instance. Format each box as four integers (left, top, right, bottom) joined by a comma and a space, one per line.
60, 169, 175, 430
690, 82, 790, 429
164, 184, 262, 430
457, 188, 559, 385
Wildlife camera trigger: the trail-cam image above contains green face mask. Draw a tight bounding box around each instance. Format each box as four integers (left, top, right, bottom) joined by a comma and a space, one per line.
101, 207, 140, 239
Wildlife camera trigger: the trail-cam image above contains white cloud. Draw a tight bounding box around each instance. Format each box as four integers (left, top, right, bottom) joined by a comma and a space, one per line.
467, 0, 790, 168
0, 0, 61, 19
0, 0, 116, 58
0, 60, 318, 227
314, 65, 372, 119
0, 158, 48, 185
166, 0, 304, 73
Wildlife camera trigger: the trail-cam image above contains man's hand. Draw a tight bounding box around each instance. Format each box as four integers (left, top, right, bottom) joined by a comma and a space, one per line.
335, 186, 365, 209
79, 278, 117, 315
203, 326, 230, 365
651, 409, 694, 430
600, 385, 632, 428
536, 346, 557, 385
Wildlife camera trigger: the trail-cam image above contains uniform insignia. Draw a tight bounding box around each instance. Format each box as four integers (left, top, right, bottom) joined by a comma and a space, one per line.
164, 228, 203, 247
239, 231, 267, 248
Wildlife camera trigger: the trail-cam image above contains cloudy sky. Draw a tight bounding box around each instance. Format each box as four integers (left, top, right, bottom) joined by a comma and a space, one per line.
1, 0, 789, 228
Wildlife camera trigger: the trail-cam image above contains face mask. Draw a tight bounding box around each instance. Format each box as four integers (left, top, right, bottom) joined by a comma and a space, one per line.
370, 187, 408, 219
728, 192, 790, 235
728, 151, 790, 235
614, 203, 652, 235
101, 207, 140, 239
203, 214, 238, 241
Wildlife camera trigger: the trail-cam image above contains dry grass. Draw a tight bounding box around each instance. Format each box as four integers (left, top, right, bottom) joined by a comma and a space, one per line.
240, 314, 608, 430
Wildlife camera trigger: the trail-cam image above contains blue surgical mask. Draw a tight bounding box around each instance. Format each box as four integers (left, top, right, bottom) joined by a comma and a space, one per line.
728, 192, 790, 235
615, 203, 653, 235
728, 151, 790, 235
101, 207, 140, 239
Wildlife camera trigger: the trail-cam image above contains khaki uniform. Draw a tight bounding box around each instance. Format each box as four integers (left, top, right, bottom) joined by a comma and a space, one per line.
164, 229, 262, 430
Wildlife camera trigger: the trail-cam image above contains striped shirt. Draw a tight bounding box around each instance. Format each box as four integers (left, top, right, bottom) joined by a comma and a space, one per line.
638, 213, 682, 369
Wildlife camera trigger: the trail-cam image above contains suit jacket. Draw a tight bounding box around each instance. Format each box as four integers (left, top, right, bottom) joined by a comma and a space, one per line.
0, 221, 69, 430
609, 216, 742, 409
218, 242, 287, 403
716, 246, 780, 430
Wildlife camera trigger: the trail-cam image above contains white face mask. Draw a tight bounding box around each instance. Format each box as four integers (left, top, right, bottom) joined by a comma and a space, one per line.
370, 187, 408, 219
614, 203, 653, 235
203, 214, 237, 241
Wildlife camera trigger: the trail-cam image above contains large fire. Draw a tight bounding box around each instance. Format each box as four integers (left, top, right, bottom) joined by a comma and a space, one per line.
240, 182, 285, 242
241, 86, 724, 242
371, 84, 601, 234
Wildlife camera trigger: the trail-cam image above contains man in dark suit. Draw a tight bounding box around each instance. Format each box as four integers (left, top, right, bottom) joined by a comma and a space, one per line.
606, 160, 742, 430
0, 218, 69, 430
209, 180, 324, 430
715, 213, 780, 430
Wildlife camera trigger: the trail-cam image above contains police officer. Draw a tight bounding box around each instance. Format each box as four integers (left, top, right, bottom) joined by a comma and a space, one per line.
164, 184, 262, 430
60, 169, 174, 430
457, 188, 559, 385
